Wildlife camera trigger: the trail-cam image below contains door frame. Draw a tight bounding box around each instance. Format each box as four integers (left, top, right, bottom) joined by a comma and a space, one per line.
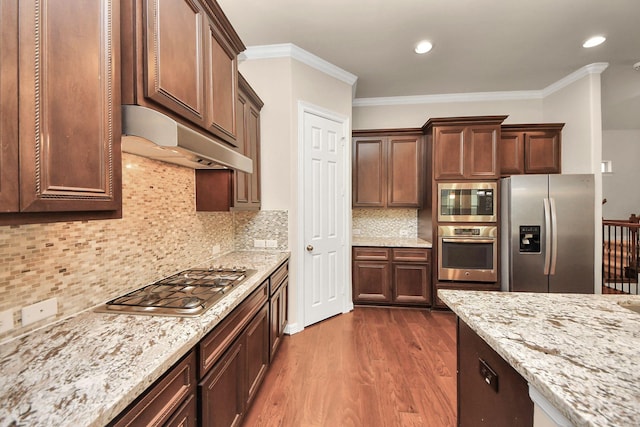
293, 101, 353, 333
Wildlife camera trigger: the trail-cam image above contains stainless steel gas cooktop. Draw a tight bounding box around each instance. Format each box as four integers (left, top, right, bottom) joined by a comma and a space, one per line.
97, 267, 255, 317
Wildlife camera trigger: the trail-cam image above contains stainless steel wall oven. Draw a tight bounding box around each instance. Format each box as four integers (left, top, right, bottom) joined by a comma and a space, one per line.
438, 225, 498, 282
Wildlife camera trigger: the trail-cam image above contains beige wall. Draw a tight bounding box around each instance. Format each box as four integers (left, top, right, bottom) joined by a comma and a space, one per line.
353, 98, 544, 129
239, 57, 353, 331
602, 130, 640, 219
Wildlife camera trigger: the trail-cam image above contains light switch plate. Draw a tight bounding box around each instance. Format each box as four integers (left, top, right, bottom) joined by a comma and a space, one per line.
254, 239, 266, 248
0, 309, 13, 334
22, 298, 58, 327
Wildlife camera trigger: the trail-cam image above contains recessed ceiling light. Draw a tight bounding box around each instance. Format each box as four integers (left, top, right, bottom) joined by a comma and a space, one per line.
582, 36, 606, 48
415, 40, 433, 54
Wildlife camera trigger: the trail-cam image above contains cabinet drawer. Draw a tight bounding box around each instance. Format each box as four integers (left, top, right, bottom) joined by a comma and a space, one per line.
270, 261, 288, 296
353, 247, 390, 261
392, 248, 430, 262
110, 351, 196, 427
199, 281, 268, 377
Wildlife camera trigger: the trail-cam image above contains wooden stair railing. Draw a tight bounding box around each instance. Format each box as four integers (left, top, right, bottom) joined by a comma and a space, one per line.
602, 215, 640, 294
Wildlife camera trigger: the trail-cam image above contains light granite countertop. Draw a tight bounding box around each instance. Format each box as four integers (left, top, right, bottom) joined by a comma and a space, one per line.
0, 250, 290, 427
351, 236, 432, 248
438, 290, 640, 427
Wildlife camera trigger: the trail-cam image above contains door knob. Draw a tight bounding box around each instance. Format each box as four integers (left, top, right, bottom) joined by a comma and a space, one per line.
306, 245, 314, 252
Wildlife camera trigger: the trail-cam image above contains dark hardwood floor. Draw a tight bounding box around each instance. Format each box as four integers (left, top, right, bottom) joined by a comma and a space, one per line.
243, 307, 457, 427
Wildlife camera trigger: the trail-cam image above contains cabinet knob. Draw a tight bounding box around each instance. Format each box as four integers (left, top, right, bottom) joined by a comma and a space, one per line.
306, 245, 314, 252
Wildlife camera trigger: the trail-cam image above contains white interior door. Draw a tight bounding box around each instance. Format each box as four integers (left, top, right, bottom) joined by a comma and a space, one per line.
302, 107, 346, 327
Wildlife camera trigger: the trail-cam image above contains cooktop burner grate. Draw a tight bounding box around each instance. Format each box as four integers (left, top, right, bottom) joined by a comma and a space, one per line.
97, 267, 255, 316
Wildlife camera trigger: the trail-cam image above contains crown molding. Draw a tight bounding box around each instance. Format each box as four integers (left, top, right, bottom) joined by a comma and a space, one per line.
541, 62, 609, 97
240, 43, 358, 92
353, 62, 610, 107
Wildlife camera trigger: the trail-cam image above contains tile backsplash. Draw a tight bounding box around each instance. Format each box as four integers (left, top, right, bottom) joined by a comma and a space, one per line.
234, 211, 289, 251
352, 208, 417, 237
0, 153, 287, 342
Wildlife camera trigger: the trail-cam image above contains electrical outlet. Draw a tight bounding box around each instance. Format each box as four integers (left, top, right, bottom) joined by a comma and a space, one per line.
352, 228, 362, 236
0, 309, 13, 334
21, 298, 58, 327
211, 244, 220, 256
400, 229, 409, 237
254, 239, 266, 248
266, 239, 277, 248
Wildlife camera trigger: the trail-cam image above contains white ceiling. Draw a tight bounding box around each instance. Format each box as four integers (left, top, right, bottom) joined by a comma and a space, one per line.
217, 0, 640, 130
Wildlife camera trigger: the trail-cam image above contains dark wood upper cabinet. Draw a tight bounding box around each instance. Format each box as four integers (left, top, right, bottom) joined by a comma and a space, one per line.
1, 0, 122, 224
352, 130, 423, 208
195, 74, 263, 211
0, 0, 19, 213
121, 0, 244, 147
424, 117, 506, 181
500, 124, 563, 176
352, 137, 386, 207
233, 75, 263, 210
143, 0, 207, 126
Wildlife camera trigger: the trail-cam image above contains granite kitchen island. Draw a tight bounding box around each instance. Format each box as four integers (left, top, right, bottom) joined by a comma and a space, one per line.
439, 290, 640, 427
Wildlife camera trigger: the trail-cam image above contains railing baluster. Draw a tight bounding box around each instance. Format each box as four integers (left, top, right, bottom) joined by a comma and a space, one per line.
602, 219, 640, 295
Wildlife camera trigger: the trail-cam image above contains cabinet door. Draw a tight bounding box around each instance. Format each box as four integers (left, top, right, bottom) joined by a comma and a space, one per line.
387, 136, 422, 207
353, 137, 386, 207
392, 263, 431, 305
234, 100, 261, 210
234, 92, 250, 206
0, 0, 19, 212
352, 261, 392, 302
458, 320, 533, 426
433, 127, 465, 180
199, 339, 245, 427
270, 277, 289, 360
245, 304, 269, 407
499, 131, 525, 176
524, 131, 561, 174
204, 14, 238, 144
18, 0, 121, 212
144, 0, 206, 126
466, 125, 499, 178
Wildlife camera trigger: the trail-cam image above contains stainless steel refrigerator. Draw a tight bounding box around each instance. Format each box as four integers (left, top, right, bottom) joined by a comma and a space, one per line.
501, 174, 595, 293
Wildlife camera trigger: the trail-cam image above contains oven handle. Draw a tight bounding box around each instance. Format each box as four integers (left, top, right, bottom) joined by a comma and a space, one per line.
543, 198, 551, 275
441, 238, 496, 244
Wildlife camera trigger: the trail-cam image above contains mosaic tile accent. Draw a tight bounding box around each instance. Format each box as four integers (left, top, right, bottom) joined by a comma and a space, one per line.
234, 210, 289, 251
0, 153, 234, 341
352, 208, 418, 238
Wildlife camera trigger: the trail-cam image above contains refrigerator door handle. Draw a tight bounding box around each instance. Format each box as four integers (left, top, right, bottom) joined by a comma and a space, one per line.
543, 198, 551, 275
550, 197, 558, 275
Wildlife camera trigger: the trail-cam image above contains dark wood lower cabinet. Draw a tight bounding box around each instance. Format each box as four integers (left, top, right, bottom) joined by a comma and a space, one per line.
109, 351, 197, 427
458, 319, 533, 427
392, 262, 430, 305
353, 260, 392, 303
269, 277, 288, 360
111, 262, 289, 427
200, 338, 245, 427
352, 247, 431, 307
199, 304, 270, 427
245, 304, 270, 407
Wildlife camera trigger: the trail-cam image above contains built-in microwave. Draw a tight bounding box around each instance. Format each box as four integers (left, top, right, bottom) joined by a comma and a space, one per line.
438, 182, 497, 222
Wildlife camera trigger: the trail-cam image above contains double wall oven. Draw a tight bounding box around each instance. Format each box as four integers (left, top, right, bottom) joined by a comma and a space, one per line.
437, 182, 498, 283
